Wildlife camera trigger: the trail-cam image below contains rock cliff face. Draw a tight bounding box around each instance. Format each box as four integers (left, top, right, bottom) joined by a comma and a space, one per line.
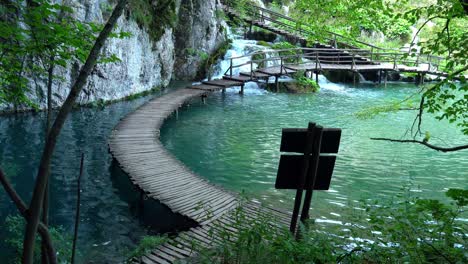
7, 0, 226, 111
174, 0, 227, 80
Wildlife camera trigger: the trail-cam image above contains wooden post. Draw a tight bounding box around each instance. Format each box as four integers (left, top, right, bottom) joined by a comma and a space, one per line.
280, 57, 283, 75
275, 76, 279, 92
370, 47, 374, 61
384, 70, 388, 88
250, 60, 254, 80
300, 126, 324, 224
290, 123, 316, 235
315, 51, 319, 83
353, 72, 356, 86
378, 70, 382, 84
230, 59, 233, 77
393, 53, 397, 70
351, 54, 355, 71
240, 84, 244, 95
428, 55, 431, 71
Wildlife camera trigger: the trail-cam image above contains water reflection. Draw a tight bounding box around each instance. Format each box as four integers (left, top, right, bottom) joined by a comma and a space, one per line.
0, 82, 192, 263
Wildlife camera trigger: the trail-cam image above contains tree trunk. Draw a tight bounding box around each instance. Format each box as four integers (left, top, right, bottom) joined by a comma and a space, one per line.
21, 0, 128, 262
41, 58, 54, 264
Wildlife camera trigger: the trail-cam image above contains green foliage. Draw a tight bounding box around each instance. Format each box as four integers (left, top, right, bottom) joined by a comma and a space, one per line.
271, 41, 300, 63
362, 189, 467, 263
128, 0, 177, 42
0, 0, 107, 109
192, 189, 467, 263
354, 99, 418, 120
200, 39, 233, 79
128, 235, 167, 260
251, 52, 266, 68
256, 40, 272, 47
5, 214, 75, 263
292, 71, 319, 93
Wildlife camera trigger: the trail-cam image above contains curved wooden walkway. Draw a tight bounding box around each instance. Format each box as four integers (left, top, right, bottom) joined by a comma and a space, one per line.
109, 88, 240, 224
109, 86, 292, 263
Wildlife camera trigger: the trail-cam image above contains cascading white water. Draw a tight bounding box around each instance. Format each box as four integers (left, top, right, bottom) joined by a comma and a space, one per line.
209, 27, 348, 93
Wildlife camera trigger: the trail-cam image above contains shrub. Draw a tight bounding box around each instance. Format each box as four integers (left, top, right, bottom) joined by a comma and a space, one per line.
5, 215, 75, 263
128, 0, 177, 42
128, 235, 168, 260
192, 189, 467, 263
292, 70, 320, 92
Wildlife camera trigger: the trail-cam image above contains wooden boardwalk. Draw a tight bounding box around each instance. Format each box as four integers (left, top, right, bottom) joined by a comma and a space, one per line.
109, 85, 293, 263
224, 4, 449, 78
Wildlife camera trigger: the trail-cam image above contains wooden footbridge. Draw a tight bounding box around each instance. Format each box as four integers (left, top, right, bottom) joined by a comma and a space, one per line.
108, 5, 454, 264
110, 87, 293, 263
224, 3, 450, 82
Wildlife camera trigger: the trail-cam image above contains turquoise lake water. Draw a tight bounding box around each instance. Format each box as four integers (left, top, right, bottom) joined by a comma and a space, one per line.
160, 81, 467, 225
0, 83, 193, 263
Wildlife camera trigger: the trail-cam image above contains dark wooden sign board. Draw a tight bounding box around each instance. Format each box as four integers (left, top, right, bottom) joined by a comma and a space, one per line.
275, 155, 336, 190
274, 123, 341, 236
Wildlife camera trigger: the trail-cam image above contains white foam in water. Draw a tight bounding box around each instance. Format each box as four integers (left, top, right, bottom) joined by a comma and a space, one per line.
317, 74, 346, 92
208, 26, 349, 95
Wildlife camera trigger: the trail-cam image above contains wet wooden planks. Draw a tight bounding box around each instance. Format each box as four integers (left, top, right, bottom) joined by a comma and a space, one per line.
133, 200, 293, 264
110, 86, 296, 263
109, 88, 240, 224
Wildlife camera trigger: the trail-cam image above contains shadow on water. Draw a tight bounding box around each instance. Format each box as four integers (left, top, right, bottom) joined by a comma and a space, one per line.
109, 159, 198, 234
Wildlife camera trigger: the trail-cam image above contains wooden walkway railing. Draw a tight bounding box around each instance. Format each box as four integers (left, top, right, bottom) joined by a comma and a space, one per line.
224, 4, 447, 76
224, 47, 447, 83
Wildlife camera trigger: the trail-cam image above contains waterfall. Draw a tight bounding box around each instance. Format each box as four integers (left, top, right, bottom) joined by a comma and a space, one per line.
208, 27, 348, 94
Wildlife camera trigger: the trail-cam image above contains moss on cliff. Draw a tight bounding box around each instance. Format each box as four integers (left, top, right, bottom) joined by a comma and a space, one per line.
128, 0, 177, 42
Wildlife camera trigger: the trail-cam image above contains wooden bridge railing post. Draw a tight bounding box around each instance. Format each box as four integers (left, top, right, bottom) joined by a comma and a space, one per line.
315, 52, 319, 83
351, 54, 355, 71
280, 56, 284, 75
370, 47, 374, 62
427, 55, 431, 71
250, 59, 253, 79
230, 58, 233, 77
393, 53, 397, 70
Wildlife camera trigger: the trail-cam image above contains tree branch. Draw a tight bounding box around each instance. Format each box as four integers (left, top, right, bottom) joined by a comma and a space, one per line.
370, 138, 468, 152
410, 16, 440, 49
0, 169, 57, 264
22, 0, 128, 263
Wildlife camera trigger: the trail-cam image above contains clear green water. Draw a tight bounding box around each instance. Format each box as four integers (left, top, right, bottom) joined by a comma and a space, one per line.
160, 81, 468, 225
0, 83, 192, 263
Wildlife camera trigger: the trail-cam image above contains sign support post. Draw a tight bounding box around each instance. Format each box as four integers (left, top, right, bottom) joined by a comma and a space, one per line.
275, 122, 341, 237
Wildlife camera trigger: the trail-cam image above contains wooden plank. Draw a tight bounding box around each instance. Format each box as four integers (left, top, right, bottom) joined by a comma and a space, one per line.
202, 79, 244, 87
188, 84, 223, 91
223, 75, 252, 82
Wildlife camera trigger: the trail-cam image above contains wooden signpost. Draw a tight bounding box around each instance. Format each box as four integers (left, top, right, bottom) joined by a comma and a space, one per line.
275, 122, 341, 235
